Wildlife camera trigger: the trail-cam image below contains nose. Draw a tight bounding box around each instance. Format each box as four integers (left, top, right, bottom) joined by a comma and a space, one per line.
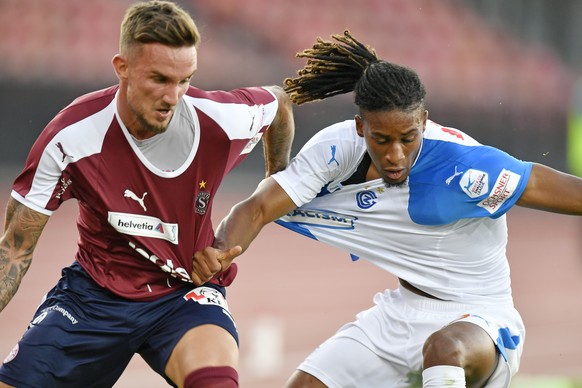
384, 142, 405, 164
162, 84, 181, 106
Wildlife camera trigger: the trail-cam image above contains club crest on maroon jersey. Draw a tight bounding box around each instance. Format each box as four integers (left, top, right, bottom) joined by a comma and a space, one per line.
195, 180, 210, 215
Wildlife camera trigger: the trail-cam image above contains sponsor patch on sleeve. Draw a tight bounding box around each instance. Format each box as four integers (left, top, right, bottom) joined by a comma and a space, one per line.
459, 169, 489, 198
477, 169, 521, 214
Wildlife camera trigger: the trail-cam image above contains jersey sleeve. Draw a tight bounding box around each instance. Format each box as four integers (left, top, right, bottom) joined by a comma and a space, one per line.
272, 120, 364, 207
408, 140, 533, 225
11, 126, 71, 216
187, 86, 278, 139
229, 86, 279, 135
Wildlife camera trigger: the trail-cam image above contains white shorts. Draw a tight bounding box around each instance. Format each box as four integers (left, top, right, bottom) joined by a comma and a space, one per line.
297, 286, 525, 388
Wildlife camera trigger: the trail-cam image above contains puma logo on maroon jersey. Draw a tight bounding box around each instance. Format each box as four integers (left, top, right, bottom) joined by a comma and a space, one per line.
56, 142, 73, 162
124, 189, 147, 211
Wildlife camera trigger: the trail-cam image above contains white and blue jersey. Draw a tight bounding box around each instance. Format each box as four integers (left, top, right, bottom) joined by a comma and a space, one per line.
272, 119, 532, 304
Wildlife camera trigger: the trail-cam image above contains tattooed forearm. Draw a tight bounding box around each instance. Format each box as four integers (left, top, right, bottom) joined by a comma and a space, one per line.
0, 252, 32, 311
4, 196, 18, 231
0, 198, 49, 312
11, 202, 47, 252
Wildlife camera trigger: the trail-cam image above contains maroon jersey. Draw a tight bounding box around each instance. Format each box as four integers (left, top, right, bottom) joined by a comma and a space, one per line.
12, 85, 278, 301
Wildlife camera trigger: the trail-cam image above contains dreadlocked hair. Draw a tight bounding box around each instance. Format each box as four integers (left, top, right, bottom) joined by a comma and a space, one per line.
284, 30, 426, 112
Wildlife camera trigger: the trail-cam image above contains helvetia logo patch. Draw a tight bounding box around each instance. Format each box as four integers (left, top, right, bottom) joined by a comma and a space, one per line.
108, 212, 178, 244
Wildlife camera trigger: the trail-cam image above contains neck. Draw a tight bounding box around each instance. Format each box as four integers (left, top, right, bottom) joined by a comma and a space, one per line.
116, 91, 156, 140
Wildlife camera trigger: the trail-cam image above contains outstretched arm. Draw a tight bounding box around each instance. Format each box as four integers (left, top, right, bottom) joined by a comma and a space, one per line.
517, 163, 582, 214
191, 177, 296, 284
0, 197, 49, 312
215, 177, 296, 252
263, 86, 295, 176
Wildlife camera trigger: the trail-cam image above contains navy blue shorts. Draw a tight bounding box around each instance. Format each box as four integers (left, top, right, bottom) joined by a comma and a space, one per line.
0, 262, 238, 388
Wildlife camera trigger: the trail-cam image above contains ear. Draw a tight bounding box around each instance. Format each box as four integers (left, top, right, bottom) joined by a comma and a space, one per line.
112, 54, 128, 81
355, 114, 365, 138
421, 110, 428, 133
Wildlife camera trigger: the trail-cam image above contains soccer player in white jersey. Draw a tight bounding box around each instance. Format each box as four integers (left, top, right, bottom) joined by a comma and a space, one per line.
192, 31, 582, 387
0, 1, 294, 387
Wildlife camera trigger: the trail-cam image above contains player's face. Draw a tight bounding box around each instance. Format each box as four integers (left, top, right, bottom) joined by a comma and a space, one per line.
356, 107, 427, 187
115, 43, 197, 139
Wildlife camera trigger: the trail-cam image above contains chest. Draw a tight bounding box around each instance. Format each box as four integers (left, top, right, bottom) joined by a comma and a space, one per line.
69, 123, 233, 223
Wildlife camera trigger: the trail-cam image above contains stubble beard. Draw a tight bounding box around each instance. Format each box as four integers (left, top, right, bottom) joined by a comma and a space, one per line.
136, 112, 168, 135
128, 99, 170, 136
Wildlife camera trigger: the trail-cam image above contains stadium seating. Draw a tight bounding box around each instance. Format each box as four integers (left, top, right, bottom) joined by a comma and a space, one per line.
0, 0, 573, 113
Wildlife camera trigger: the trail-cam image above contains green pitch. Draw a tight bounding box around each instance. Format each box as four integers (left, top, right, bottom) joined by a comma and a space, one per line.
511, 376, 582, 388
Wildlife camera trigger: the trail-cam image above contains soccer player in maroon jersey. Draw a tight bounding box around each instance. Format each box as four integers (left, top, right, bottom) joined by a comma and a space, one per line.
0, 1, 294, 387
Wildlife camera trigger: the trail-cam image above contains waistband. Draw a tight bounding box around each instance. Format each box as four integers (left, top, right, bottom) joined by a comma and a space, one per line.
397, 282, 514, 312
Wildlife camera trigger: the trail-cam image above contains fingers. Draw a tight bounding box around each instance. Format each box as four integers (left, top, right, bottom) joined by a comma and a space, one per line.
218, 246, 242, 268
191, 248, 222, 286
191, 246, 243, 286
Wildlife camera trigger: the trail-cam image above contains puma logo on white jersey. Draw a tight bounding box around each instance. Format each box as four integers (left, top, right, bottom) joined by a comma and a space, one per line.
124, 189, 147, 211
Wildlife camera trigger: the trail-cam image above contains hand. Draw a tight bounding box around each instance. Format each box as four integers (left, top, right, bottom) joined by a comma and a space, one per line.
191, 246, 242, 286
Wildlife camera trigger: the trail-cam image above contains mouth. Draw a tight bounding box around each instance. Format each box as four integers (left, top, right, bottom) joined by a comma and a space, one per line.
385, 168, 406, 180
155, 107, 173, 120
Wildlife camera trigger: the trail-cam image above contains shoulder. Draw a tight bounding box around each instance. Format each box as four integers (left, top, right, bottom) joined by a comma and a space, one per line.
273, 120, 365, 205
61, 86, 118, 121
295, 120, 364, 173
184, 86, 278, 136
423, 120, 481, 146
301, 120, 360, 150
416, 120, 489, 172
42, 86, 117, 138
185, 86, 276, 105
29, 86, 117, 153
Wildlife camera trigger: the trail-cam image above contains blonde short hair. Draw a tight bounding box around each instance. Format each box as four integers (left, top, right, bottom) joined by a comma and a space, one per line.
119, 1, 200, 54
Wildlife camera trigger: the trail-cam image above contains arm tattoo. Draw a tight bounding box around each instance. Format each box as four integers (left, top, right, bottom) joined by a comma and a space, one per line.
264, 120, 294, 175
263, 87, 295, 176
0, 198, 49, 312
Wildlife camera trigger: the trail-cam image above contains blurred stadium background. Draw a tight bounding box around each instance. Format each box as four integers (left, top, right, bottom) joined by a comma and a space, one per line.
0, 0, 581, 387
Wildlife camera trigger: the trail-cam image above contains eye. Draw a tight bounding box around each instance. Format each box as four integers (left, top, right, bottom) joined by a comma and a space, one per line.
370, 132, 388, 144
401, 133, 418, 144
153, 75, 167, 84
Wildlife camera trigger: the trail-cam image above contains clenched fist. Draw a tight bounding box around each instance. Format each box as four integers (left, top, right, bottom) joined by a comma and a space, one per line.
191, 245, 242, 286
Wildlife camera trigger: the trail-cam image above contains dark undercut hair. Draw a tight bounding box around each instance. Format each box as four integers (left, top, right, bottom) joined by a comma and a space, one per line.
284, 30, 426, 112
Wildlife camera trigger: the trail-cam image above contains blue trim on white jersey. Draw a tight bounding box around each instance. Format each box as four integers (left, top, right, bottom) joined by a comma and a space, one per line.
274, 220, 317, 240
407, 138, 532, 225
